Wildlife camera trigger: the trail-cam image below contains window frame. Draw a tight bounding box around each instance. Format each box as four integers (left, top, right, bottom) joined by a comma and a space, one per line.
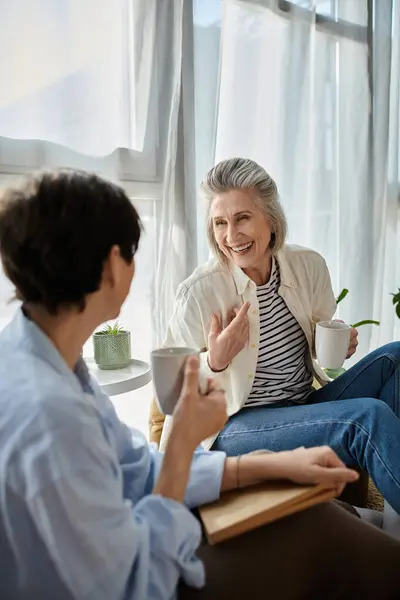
0, 0, 169, 186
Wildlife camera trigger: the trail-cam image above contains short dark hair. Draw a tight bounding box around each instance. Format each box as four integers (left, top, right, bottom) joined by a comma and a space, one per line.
0, 169, 142, 314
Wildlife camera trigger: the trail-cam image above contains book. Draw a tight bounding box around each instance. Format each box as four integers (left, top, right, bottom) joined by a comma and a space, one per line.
199, 480, 336, 544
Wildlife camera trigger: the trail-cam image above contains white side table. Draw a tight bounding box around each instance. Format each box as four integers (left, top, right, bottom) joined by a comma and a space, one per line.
85, 358, 152, 397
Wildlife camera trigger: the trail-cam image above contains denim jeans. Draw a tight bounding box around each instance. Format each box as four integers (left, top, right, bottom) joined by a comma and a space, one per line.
212, 342, 400, 513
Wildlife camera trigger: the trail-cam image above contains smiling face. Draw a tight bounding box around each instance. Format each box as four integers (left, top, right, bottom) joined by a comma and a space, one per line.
210, 189, 272, 271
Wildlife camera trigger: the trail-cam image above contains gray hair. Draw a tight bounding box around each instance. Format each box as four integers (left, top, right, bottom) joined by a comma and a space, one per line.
200, 157, 288, 263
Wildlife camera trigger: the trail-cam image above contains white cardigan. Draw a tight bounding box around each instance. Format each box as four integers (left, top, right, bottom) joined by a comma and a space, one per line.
162, 244, 337, 450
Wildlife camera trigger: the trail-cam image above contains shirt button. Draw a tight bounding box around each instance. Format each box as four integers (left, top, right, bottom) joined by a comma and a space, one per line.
252, 309, 257, 315
251, 343, 256, 348
248, 373, 253, 378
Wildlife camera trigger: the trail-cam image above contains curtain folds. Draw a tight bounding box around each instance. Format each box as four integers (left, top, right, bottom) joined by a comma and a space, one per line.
151, 0, 199, 344
370, 0, 400, 348
209, 0, 400, 357
0, 0, 399, 357
0, 0, 155, 157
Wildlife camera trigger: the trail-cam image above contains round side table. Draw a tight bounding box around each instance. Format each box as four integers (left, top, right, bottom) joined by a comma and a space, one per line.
85, 358, 152, 397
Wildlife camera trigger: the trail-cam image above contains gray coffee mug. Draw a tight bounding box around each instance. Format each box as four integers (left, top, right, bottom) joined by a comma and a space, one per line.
151, 347, 207, 415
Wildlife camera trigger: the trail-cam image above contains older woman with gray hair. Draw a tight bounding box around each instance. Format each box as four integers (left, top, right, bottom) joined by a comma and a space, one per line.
164, 157, 400, 515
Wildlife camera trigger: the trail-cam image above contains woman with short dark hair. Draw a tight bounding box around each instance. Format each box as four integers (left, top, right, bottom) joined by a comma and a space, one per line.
0, 170, 399, 600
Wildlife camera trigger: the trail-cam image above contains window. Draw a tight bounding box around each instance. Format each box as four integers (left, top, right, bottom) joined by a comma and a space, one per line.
0, 0, 161, 180
279, 0, 367, 27
0, 1, 162, 355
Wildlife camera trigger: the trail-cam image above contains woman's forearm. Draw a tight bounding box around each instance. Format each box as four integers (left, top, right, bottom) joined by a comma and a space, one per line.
221, 452, 290, 492
207, 351, 229, 373
153, 435, 194, 503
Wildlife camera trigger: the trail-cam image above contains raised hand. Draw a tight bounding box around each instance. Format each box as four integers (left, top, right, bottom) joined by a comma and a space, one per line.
208, 302, 250, 372
172, 356, 228, 450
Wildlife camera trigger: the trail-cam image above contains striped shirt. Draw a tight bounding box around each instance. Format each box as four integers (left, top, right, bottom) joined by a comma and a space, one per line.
246, 258, 313, 407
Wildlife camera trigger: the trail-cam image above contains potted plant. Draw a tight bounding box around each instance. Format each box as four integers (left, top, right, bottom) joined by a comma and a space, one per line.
324, 288, 380, 380
335, 288, 380, 329
391, 289, 400, 319
93, 322, 131, 370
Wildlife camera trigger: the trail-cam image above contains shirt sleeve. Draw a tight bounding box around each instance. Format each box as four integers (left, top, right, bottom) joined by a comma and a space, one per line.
88, 377, 226, 508
164, 283, 229, 381
149, 444, 227, 508
310, 253, 337, 356
311, 253, 337, 323
26, 397, 206, 600
185, 446, 227, 507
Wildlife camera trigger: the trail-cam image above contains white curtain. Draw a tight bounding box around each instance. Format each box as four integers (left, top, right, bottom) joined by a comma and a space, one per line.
209, 0, 400, 358
193, 0, 223, 264
0, 0, 156, 156
370, 0, 400, 348
152, 0, 200, 344
0, 0, 196, 356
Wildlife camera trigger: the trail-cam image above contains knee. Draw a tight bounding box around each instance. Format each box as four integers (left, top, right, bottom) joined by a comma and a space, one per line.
358, 397, 392, 416
379, 341, 400, 361
356, 398, 396, 427
345, 397, 393, 426
343, 399, 394, 463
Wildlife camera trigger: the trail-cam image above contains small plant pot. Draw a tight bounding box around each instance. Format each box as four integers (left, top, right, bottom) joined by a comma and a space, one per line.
93, 331, 131, 370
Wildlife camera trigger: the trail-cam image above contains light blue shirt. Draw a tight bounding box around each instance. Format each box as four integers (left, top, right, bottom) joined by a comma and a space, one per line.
0, 310, 226, 600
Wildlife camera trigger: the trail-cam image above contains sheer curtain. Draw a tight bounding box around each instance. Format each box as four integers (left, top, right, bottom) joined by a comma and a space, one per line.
370, 0, 400, 348
0, 0, 200, 351
193, 0, 223, 264
150, 0, 198, 344
0, 0, 157, 156
0, 0, 195, 436
0, 0, 160, 345
206, 0, 400, 357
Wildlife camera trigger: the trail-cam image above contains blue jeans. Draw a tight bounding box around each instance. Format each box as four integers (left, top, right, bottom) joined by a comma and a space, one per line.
213, 342, 400, 513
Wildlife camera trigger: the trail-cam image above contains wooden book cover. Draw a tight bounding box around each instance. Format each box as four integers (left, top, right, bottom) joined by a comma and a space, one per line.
199, 480, 336, 544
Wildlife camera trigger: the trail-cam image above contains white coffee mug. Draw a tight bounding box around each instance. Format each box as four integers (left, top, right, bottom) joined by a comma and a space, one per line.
315, 321, 351, 370
151, 347, 208, 415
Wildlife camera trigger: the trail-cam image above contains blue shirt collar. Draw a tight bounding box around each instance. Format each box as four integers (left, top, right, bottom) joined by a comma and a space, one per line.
10, 308, 93, 395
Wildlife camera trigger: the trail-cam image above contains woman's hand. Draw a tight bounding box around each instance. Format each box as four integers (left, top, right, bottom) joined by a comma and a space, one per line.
269, 447, 359, 496
346, 327, 358, 359
172, 356, 228, 451
333, 319, 358, 359
208, 302, 250, 372
155, 357, 227, 503
222, 446, 359, 497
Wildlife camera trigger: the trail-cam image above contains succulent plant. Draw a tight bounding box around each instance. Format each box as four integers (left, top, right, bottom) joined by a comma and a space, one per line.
96, 321, 127, 335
